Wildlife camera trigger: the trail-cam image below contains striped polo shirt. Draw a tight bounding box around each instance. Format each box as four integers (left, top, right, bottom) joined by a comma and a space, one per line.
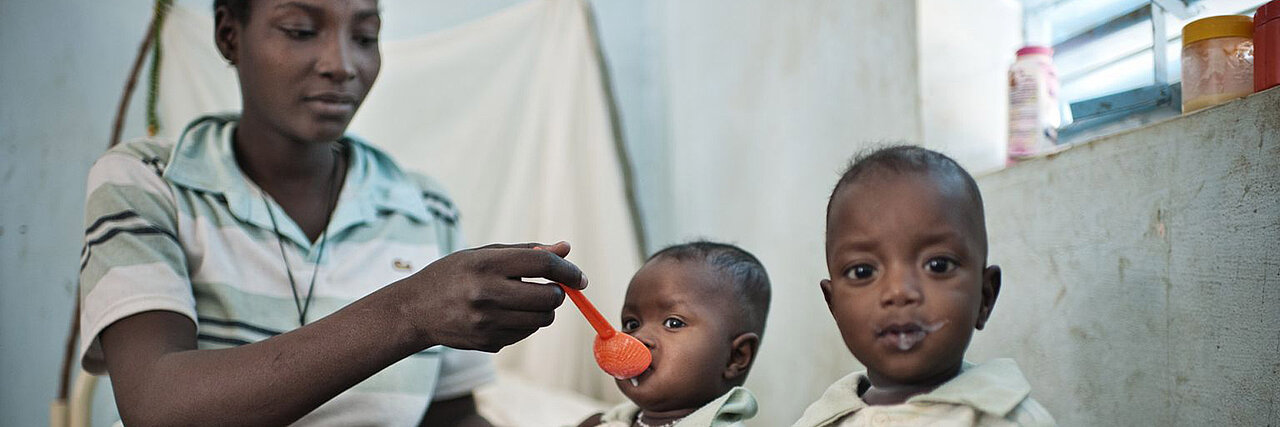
78, 114, 493, 425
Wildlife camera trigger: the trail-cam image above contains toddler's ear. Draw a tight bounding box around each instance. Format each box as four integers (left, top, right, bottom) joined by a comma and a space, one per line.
976, 265, 1002, 330
724, 332, 760, 382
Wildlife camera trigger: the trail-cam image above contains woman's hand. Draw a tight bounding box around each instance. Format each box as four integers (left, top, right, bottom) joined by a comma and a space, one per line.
392, 241, 585, 352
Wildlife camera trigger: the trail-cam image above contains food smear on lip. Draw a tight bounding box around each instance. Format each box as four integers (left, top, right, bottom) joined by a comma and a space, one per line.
877, 320, 948, 351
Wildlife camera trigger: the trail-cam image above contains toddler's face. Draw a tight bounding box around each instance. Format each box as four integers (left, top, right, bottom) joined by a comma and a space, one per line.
616, 258, 738, 412
822, 171, 998, 387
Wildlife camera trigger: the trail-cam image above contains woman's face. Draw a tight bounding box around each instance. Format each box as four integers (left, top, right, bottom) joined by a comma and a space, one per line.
217, 0, 381, 143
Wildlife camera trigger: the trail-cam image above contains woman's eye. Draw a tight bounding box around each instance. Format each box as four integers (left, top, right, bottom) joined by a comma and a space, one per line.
281, 27, 316, 39
621, 319, 639, 332
925, 257, 956, 274
845, 264, 875, 280
355, 35, 379, 47
662, 318, 686, 329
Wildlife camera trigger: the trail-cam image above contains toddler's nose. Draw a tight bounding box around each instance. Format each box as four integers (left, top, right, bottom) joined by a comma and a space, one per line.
880, 269, 923, 307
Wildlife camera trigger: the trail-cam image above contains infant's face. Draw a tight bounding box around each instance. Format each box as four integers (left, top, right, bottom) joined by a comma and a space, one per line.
615, 258, 738, 412
822, 170, 995, 387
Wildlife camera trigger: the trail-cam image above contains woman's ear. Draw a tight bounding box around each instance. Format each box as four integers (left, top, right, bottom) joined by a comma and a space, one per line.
976, 265, 1002, 330
723, 332, 760, 382
213, 6, 240, 65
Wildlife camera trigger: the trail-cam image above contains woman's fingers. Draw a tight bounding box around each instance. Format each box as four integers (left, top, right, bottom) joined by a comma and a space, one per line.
490, 279, 566, 312
492, 309, 557, 330
536, 241, 571, 257
479, 246, 587, 290
396, 241, 585, 352
475, 241, 570, 257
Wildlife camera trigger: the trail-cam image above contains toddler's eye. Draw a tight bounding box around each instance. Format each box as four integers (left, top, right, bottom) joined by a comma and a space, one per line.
621, 319, 639, 332
925, 257, 956, 274
845, 264, 875, 280
662, 318, 686, 329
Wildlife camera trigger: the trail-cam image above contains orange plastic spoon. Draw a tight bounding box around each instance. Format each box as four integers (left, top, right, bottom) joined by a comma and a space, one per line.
558, 284, 652, 379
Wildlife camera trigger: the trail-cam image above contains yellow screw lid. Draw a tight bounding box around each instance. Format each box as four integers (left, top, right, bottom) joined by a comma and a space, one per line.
1183, 15, 1254, 47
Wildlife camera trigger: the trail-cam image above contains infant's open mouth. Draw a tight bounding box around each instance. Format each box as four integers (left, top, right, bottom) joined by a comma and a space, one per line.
629, 366, 654, 386
874, 320, 947, 351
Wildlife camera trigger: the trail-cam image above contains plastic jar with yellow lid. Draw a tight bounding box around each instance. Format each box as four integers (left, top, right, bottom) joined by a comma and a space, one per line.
1181, 15, 1255, 113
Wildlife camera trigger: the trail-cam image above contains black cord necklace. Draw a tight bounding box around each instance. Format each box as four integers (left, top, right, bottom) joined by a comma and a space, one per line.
260, 143, 342, 326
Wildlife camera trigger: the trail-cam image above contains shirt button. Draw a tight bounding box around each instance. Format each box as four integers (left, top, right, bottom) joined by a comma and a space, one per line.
873, 414, 890, 425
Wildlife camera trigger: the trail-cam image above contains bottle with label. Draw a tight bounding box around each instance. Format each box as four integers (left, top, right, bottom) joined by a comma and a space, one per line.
1007, 46, 1061, 160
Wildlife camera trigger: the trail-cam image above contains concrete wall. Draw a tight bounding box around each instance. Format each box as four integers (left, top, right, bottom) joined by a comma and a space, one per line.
969, 88, 1280, 425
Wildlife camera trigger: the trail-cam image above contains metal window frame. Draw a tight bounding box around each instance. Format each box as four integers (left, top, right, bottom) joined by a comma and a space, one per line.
1022, 0, 1201, 143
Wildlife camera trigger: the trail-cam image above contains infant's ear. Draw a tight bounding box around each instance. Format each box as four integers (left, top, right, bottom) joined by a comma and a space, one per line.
724, 332, 760, 382
820, 279, 833, 307
976, 265, 1002, 330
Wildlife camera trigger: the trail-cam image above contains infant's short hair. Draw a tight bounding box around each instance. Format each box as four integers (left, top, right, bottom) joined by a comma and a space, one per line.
648, 241, 772, 336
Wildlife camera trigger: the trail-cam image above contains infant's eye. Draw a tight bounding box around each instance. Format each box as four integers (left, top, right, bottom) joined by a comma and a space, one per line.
845, 264, 875, 280
662, 318, 686, 329
925, 257, 956, 274
621, 319, 639, 332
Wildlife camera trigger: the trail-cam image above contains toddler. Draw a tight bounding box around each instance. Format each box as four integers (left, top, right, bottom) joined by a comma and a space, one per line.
794, 146, 1054, 426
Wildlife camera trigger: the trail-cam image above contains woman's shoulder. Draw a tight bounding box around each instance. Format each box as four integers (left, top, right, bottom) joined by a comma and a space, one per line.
403, 171, 460, 225
99, 137, 176, 168
89, 137, 178, 185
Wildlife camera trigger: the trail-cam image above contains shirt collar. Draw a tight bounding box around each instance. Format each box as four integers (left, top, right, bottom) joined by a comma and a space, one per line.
793, 359, 1032, 426
792, 370, 868, 426
907, 359, 1031, 416
164, 114, 431, 248
598, 386, 758, 426
678, 386, 758, 426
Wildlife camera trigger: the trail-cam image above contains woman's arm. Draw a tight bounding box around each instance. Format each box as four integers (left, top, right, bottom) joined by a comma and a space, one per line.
102, 243, 583, 426
102, 300, 413, 426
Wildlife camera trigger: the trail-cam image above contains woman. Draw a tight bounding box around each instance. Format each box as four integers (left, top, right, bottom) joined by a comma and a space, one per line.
78, 0, 583, 425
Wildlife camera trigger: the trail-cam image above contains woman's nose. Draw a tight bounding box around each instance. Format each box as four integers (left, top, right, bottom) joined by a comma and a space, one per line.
317, 35, 356, 82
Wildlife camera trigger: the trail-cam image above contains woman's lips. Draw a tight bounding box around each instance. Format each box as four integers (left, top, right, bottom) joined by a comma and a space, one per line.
303, 93, 357, 116
874, 320, 947, 351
